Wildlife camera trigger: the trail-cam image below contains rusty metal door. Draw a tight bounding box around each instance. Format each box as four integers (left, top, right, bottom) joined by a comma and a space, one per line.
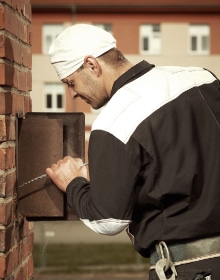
17, 112, 85, 221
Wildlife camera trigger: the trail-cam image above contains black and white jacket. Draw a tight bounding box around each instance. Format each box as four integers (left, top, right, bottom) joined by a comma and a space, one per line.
67, 61, 220, 257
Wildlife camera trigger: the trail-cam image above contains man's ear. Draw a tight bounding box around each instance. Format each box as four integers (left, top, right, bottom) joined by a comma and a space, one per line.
83, 55, 101, 76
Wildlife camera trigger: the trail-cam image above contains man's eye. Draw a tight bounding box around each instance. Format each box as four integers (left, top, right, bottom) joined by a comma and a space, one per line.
68, 81, 74, 86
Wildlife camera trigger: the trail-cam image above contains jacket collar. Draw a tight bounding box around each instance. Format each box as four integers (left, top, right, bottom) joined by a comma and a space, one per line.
111, 60, 155, 97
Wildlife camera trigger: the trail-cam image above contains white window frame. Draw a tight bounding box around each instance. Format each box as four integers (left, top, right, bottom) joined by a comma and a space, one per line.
42, 24, 64, 54
93, 23, 112, 34
140, 24, 161, 55
189, 24, 210, 55
44, 83, 65, 112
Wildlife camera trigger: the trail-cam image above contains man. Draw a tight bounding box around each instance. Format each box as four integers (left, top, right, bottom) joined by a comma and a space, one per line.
46, 24, 220, 280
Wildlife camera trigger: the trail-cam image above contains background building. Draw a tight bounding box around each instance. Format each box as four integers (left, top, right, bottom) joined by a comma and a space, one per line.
30, 0, 220, 156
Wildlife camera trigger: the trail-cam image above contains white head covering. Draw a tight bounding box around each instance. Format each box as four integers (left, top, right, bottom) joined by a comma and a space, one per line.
49, 24, 117, 80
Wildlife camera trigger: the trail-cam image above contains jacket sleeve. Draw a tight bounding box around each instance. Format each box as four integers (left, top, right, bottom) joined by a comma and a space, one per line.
66, 129, 149, 235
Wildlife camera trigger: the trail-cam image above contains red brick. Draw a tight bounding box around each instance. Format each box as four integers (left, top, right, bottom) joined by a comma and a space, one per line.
0, 63, 32, 92
26, 70, 32, 91
4, 0, 32, 22
0, 4, 31, 44
0, 7, 4, 30
0, 116, 16, 142
0, 34, 6, 58
22, 232, 34, 260
18, 20, 32, 45
13, 256, 33, 280
6, 147, 15, 169
0, 199, 14, 225
0, 117, 6, 141
6, 117, 16, 141
0, 148, 7, 169
0, 249, 13, 278
0, 174, 9, 198
0, 1, 33, 279
0, 224, 15, 252
12, 93, 25, 116
0, 254, 7, 278
14, 266, 24, 280
15, 68, 32, 92
0, 92, 12, 114
0, 175, 6, 197
22, 219, 33, 238
0, 34, 32, 68
17, 70, 32, 92
0, 63, 13, 86
12, 245, 20, 270
13, 93, 31, 116
27, 255, 34, 278
0, 147, 15, 170
17, 70, 25, 91
21, 46, 32, 68
0, 227, 7, 252
21, 0, 32, 22
22, 94, 32, 114
0, 171, 16, 199
0, 63, 6, 84
3, 7, 20, 41
14, 217, 27, 242
0, 6, 17, 36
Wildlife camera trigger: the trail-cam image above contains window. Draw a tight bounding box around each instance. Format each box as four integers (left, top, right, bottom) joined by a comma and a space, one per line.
189, 25, 210, 54
44, 83, 65, 112
140, 24, 161, 54
93, 23, 112, 33
42, 24, 64, 54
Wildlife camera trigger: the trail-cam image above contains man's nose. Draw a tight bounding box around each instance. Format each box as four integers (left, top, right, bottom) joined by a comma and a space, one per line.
67, 87, 77, 99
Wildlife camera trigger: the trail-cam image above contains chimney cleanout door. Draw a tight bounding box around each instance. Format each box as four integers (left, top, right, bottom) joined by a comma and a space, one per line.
17, 112, 85, 221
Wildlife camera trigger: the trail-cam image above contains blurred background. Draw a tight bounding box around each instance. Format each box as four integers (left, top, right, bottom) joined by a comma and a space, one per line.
33, 221, 148, 279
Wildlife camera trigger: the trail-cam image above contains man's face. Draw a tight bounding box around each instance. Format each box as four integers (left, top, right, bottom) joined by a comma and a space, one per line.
62, 67, 110, 110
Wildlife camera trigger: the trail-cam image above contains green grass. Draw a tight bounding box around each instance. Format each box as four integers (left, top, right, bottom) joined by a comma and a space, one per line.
33, 243, 149, 274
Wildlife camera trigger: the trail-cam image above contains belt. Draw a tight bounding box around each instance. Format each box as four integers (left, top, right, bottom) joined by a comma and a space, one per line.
150, 235, 220, 268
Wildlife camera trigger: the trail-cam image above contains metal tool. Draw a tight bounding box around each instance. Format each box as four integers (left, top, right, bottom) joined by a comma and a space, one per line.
18, 162, 88, 189
18, 174, 48, 188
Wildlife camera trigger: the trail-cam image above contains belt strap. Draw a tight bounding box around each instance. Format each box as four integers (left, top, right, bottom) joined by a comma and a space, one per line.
150, 235, 220, 268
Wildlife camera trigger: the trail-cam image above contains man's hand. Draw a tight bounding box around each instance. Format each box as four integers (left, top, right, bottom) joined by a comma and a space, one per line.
46, 156, 88, 192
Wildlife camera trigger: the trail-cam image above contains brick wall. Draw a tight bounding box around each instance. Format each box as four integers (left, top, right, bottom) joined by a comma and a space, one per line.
0, 0, 33, 279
